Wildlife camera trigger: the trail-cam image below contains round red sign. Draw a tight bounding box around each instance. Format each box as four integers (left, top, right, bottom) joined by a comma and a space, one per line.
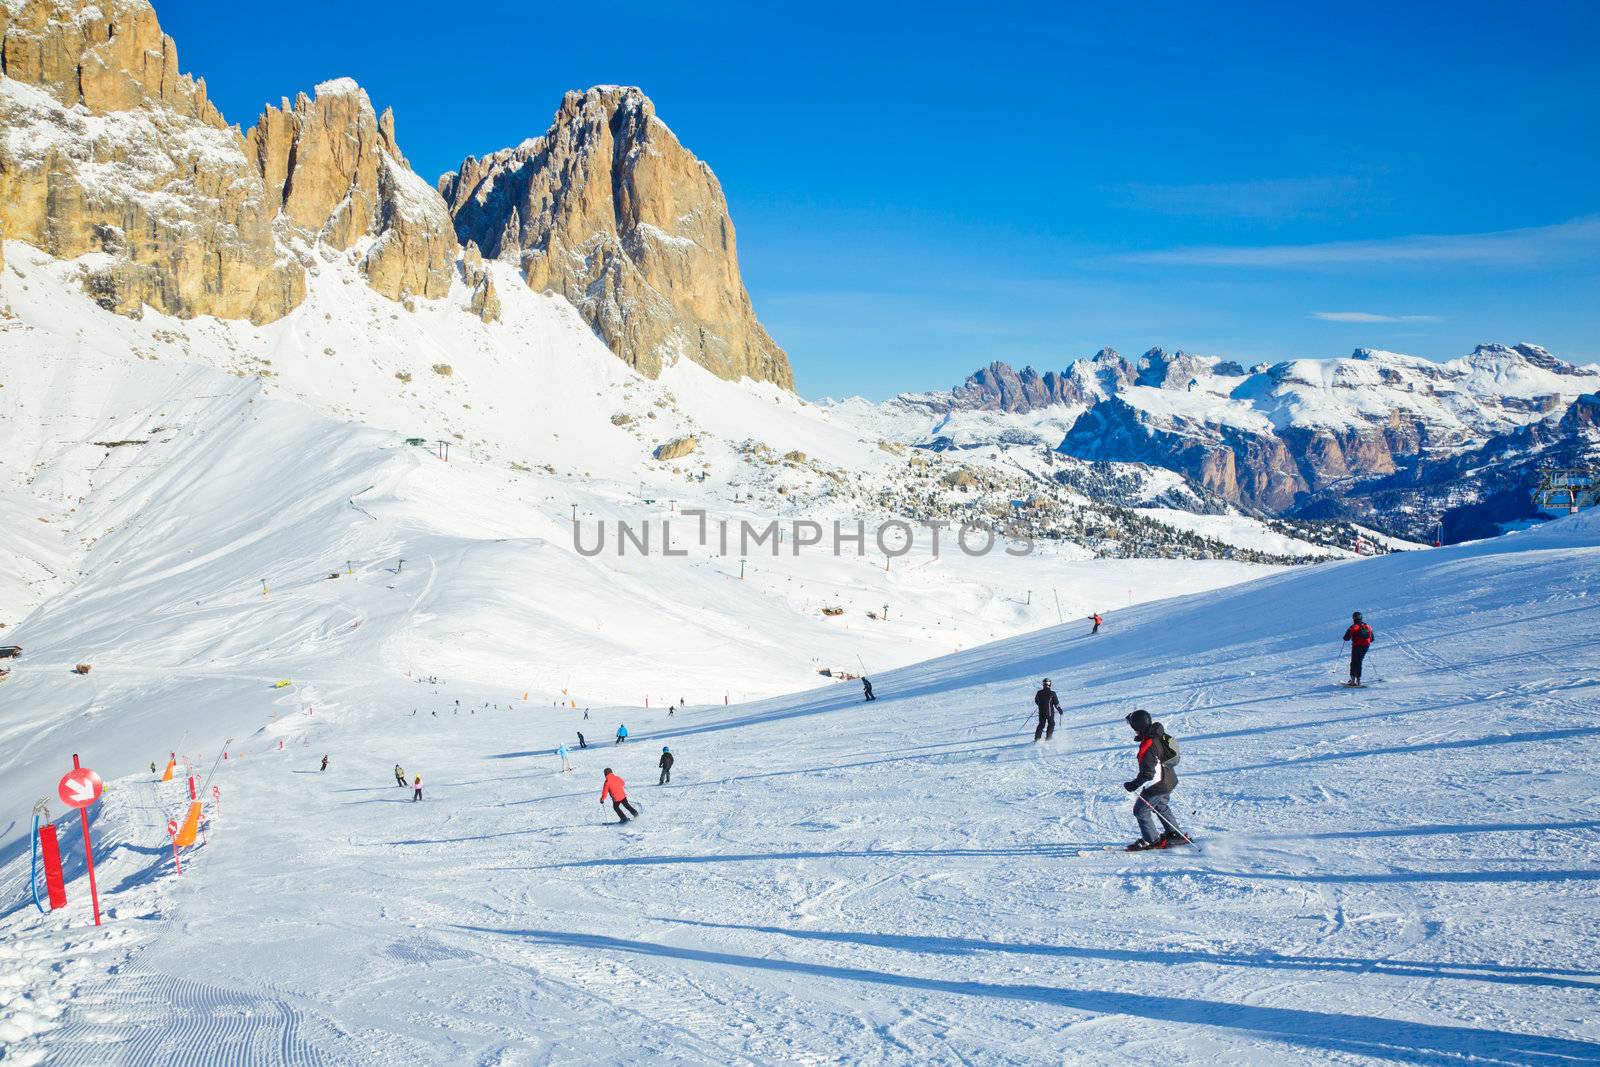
58, 767, 103, 810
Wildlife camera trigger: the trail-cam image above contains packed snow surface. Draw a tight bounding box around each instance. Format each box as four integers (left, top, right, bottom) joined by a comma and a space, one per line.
1, 506, 1595, 1062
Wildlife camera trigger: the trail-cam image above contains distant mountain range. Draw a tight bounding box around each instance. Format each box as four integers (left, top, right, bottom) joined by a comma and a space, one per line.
880, 344, 1600, 542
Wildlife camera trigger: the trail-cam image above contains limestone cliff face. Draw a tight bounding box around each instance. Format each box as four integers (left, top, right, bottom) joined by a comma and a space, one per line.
0, 0, 458, 321
439, 86, 793, 388
0, 0, 301, 321
460, 241, 500, 323
244, 79, 455, 302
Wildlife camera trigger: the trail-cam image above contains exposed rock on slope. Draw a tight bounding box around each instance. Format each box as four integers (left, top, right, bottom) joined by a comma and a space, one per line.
439, 86, 793, 389
0, 0, 300, 321
459, 242, 500, 323
245, 79, 455, 302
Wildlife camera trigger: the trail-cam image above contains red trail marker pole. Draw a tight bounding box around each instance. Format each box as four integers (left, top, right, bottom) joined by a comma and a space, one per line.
58, 755, 103, 926
166, 818, 182, 875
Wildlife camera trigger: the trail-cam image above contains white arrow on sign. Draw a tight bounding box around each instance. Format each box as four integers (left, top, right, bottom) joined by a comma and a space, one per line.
65, 778, 97, 804
167, 819, 178, 835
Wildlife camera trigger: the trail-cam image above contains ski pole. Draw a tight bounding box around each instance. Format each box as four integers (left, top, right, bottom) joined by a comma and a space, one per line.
1135, 792, 1194, 847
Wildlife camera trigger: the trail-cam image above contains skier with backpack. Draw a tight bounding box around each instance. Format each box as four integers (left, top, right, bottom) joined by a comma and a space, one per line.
1343, 611, 1374, 687
658, 746, 674, 785
600, 768, 639, 823
1122, 709, 1185, 850
1033, 679, 1061, 741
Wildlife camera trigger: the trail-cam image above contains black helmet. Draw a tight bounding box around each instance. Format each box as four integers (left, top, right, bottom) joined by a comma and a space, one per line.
603, 767, 613, 776
1125, 709, 1152, 733
1352, 611, 1363, 622
1042, 678, 1051, 687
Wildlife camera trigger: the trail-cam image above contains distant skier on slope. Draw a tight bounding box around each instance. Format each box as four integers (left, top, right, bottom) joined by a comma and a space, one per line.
600, 768, 639, 823
615, 724, 629, 745
1122, 709, 1183, 850
394, 764, 406, 787
320, 755, 328, 772
1343, 611, 1374, 687
1033, 678, 1061, 741
862, 677, 876, 702
1090, 612, 1103, 635
412, 775, 423, 802
577, 731, 587, 749
557, 743, 573, 772
658, 746, 674, 785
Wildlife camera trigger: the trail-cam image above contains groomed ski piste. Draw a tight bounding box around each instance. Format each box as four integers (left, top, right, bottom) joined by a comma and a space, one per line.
1, 503, 1596, 1063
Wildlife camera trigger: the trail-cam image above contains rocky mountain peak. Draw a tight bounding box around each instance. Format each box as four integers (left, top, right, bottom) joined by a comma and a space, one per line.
0, 0, 460, 318
1465, 342, 1570, 374
0, 0, 301, 319
244, 77, 456, 302
438, 85, 794, 389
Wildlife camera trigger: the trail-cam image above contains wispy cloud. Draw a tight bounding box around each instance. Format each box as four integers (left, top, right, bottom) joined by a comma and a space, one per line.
1117, 176, 1371, 221
1123, 215, 1600, 267
1310, 311, 1442, 324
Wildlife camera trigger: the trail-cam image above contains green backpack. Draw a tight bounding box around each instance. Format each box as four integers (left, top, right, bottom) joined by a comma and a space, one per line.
1158, 728, 1180, 767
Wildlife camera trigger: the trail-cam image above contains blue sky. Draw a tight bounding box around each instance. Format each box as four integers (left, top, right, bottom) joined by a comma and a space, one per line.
157, 0, 1600, 398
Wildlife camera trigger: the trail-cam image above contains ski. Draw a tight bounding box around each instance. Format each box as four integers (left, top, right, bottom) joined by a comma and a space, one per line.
1077, 838, 1199, 856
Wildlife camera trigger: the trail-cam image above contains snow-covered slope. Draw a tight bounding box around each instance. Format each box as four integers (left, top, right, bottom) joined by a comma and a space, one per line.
1, 506, 1594, 1062
1, 238, 1319, 851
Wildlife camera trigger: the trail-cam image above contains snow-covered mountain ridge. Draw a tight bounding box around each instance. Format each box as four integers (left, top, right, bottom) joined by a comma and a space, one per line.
844, 344, 1600, 540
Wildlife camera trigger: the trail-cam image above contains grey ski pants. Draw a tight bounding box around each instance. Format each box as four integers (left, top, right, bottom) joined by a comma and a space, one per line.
1135, 791, 1177, 843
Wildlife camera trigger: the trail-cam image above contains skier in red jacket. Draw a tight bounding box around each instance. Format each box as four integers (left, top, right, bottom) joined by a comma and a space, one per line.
1342, 611, 1374, 686
600, 768, 639, 823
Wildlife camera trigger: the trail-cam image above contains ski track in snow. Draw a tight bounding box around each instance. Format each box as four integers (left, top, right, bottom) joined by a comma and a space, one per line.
2, 517, 1598, 1063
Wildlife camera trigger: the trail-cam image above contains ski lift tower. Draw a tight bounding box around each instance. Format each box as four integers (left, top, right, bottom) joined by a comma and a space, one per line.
1534, 467, 1599, 515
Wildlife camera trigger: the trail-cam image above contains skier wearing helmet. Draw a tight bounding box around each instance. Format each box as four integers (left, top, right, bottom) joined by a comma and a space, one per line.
1343, 611, 1374, 686
1033, 679, 1062, 741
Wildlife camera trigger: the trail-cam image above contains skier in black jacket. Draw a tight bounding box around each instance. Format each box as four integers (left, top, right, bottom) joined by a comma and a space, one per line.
1033, 679, 1061, 741
862, 677, 875, 702
1123, 709, 1182, 850
658, 746, 674, 785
